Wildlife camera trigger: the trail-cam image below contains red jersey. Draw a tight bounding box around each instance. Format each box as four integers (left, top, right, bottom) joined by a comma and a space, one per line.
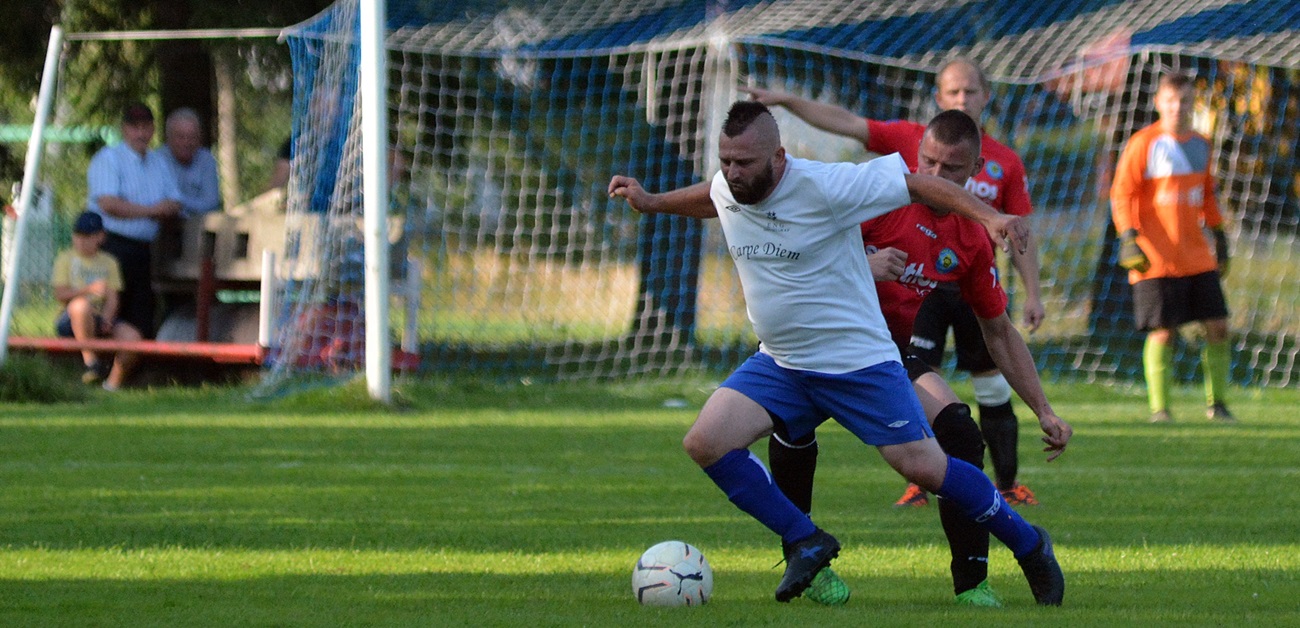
861, 203, 1008, 347
866, 119, 1033, 217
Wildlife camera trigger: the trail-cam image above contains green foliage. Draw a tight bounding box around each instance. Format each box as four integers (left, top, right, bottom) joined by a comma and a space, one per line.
0, 352, 87, 403
0, 377, 1298, 625
0, 1, 57, 95
0, 0, 334, 216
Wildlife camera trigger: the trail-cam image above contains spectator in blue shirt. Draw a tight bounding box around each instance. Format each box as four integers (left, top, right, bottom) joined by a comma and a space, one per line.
87, 101, 182, 337
156, 107, 221, 217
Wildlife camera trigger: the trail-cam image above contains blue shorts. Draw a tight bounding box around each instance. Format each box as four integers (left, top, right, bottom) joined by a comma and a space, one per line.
55, 310, 106, 338
720, 351, 934, 446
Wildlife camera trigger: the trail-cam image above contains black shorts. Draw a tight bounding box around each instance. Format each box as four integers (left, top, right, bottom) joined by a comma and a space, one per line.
908, 283, 998, 373
896, 342, 935, 382
1132, 271, 1229, 332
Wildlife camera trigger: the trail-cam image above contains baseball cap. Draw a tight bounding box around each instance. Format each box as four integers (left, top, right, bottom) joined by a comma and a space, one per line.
73, 211, 104, 235
122, 102, 154, 124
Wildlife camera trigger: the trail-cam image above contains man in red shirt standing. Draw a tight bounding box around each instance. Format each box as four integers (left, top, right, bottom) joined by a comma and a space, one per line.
744, 58, 1045, 507
767, 109, 1070, 607
1110, 72, 1233, 423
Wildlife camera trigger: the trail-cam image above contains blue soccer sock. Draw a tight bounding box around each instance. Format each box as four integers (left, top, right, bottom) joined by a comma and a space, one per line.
703, 449, 817, 545
935, 456, 1040, 558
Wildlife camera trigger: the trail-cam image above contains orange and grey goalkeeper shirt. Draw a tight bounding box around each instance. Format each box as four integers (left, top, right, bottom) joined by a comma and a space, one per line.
1110, 122, 1224, 283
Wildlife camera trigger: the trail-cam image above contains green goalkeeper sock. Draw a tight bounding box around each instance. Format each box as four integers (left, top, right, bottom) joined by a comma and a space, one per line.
1144, 336, 1171, 414
1202, 340, 1231, 406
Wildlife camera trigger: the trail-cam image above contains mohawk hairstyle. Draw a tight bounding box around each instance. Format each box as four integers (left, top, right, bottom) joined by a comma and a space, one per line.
926, 109, 982, 154
723, 100, 773, 137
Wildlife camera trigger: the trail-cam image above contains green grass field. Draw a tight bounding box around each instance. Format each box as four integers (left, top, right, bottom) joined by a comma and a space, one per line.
1, 377, 1298, 626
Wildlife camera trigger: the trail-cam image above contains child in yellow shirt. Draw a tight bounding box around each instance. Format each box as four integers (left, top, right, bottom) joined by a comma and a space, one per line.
52, 211, 141, 390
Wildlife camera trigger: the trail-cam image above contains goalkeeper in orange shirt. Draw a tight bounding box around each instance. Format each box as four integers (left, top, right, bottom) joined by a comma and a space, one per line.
1110, 72, 1234, 424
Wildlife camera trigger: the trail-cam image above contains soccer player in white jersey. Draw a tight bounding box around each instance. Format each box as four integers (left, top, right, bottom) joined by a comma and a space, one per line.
608, 101, 1068, 605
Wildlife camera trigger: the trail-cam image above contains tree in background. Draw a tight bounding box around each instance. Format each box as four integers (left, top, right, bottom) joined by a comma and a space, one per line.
0, 0, 333, 209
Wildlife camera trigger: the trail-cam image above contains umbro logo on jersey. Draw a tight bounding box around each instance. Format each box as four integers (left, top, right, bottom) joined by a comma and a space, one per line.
887, 420, 910, 428
725, 204, 742, 212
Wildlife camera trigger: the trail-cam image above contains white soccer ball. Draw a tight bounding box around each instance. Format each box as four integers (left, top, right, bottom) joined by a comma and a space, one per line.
631, 540, 713, 606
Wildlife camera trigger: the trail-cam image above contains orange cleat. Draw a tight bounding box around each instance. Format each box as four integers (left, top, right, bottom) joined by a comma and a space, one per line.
1000, 483, 1039, 506
893, 483, 929, 507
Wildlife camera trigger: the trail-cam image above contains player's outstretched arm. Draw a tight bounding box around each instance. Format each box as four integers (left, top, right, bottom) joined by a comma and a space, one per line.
739, 86, 869, 143
976, 313, 1072, 461
608, 177, 717, 218
904, 173, 1030, 255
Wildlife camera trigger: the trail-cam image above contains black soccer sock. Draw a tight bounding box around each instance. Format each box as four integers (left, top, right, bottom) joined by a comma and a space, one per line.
767, 433, 818, 515
978, 401, 1020, 490
933, 403, 991, 594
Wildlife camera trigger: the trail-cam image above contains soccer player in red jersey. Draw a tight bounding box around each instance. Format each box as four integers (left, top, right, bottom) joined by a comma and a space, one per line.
767, 110, 1071, 607
744, 58, 1044, 507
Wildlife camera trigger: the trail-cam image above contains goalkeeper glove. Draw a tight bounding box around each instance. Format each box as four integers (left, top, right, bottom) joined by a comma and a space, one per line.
1118, 229, 1149, 272
1213, 227, 1229, 276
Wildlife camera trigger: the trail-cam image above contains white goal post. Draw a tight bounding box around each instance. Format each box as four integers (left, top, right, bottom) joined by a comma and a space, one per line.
0, 26, 63, 365
359, 0, 392, 402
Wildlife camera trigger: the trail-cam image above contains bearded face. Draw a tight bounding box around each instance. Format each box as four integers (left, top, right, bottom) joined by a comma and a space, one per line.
728, 158, 777, 204
719, 117, 784, 205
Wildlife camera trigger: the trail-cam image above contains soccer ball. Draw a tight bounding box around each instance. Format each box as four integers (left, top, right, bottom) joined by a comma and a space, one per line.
631, 540, 713, 606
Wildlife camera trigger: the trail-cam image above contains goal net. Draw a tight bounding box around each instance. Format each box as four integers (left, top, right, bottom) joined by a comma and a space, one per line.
11, 2, 1295, 392
266, 0, 1300, 390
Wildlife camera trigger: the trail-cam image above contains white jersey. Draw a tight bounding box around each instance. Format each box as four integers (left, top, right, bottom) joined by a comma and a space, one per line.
711, 153, 912, 374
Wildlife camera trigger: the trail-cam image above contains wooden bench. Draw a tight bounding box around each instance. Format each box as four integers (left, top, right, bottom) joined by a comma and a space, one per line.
6, 336, 263, 364
8, 337, 421, 370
